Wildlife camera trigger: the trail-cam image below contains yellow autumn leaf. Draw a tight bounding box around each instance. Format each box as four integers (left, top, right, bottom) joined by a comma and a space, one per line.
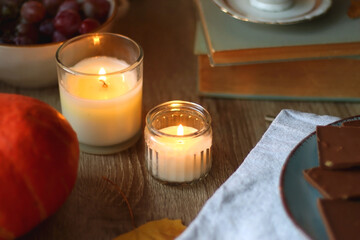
113, 218, 186, 240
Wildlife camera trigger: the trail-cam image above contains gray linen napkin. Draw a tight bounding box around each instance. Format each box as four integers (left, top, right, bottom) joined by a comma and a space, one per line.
177, 109, 340, 240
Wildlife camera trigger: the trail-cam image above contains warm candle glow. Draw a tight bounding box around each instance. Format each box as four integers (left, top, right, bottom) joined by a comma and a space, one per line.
177, 124, 184, 136
99, 67, 106, 75
98, 67, 108, 88
59, 56, 142, 147
145, 118, 212, 183
93, 36, 100, 45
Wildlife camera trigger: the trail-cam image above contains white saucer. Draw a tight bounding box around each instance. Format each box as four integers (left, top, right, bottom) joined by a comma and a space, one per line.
212, 0, 332, 25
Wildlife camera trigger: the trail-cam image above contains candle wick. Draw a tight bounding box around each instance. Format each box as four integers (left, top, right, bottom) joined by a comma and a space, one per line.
99, 80, 108, 88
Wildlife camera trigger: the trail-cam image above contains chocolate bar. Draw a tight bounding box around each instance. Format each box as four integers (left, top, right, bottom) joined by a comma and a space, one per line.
303, 167, 360, 199
316, 126, 360, 169
318, 199, 360, 240
342, 120, 360, 127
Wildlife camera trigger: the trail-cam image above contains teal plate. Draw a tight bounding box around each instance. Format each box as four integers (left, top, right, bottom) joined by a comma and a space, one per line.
279, 115, 360, 240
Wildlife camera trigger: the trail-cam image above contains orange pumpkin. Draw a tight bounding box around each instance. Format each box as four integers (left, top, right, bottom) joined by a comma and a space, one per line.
0, 94, 79, 239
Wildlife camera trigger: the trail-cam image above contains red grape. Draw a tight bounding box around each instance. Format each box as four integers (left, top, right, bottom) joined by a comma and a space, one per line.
57, 0, 80, 14
1, 0, 110, 45
16, 22, 37, 36
43, 0, 63, 16
79, 18, 100, 34
14, 35, 36, 45
20, 1, 46, 23
52, 30, 68, 42
83, 0, 110, 22
39, 18, 54, 36
15, 22, 39, 44
53, 9, 81, 36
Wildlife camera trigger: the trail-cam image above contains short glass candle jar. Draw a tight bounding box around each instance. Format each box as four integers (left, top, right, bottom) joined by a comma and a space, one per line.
144, 100, 212, 184
56, 33, 143, 154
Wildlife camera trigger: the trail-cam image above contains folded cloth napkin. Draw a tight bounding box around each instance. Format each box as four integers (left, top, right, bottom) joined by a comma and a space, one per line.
177, 109, 340, 240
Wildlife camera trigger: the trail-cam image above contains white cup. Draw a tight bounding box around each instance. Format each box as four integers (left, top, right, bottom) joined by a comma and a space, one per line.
249, 0, 294, 12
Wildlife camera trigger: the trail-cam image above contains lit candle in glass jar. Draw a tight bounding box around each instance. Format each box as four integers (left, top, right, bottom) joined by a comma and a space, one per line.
56, 33, 143, 154
59, 56, 142, 146
145, 101, 212, 184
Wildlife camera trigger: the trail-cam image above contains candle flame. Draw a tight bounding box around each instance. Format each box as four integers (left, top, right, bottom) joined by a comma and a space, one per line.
177, 124, 184, 136
98, 67, 108, 88
93, 36, 100, 45
99, 67, 106, 75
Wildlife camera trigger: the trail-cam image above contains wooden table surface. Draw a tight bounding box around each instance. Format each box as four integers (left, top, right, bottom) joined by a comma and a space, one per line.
2, 0, 358, 239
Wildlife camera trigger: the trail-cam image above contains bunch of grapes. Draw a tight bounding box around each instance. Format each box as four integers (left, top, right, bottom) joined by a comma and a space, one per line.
0, 0, 110, 45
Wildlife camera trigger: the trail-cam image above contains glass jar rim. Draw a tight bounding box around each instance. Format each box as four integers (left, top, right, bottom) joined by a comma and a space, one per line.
145, 100, 212, 138
55, 33, 144, 77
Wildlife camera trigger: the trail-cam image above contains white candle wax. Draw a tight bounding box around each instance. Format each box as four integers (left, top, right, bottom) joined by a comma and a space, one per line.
59, 56, 142, 146
146, 125, 212, 182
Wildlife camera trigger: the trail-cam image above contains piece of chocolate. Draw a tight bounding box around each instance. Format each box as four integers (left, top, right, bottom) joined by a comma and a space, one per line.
318, 199, 360, 240
303, 167, 360, 199
342, 120, 360, 127
317, 125, 360, 169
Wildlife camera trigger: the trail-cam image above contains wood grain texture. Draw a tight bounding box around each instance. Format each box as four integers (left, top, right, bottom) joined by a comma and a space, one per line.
0, 0, 357, 239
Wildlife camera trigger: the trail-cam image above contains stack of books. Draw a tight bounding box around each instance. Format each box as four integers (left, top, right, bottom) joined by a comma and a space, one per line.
194, 0, 360, 100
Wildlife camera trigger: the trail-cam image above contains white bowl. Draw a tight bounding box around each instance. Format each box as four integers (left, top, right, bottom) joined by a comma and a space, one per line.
0, 0, 121, 88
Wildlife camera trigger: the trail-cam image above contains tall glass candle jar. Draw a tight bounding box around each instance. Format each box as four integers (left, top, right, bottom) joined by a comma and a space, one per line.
56, 33, 143, 154
144, 101, 212, 184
